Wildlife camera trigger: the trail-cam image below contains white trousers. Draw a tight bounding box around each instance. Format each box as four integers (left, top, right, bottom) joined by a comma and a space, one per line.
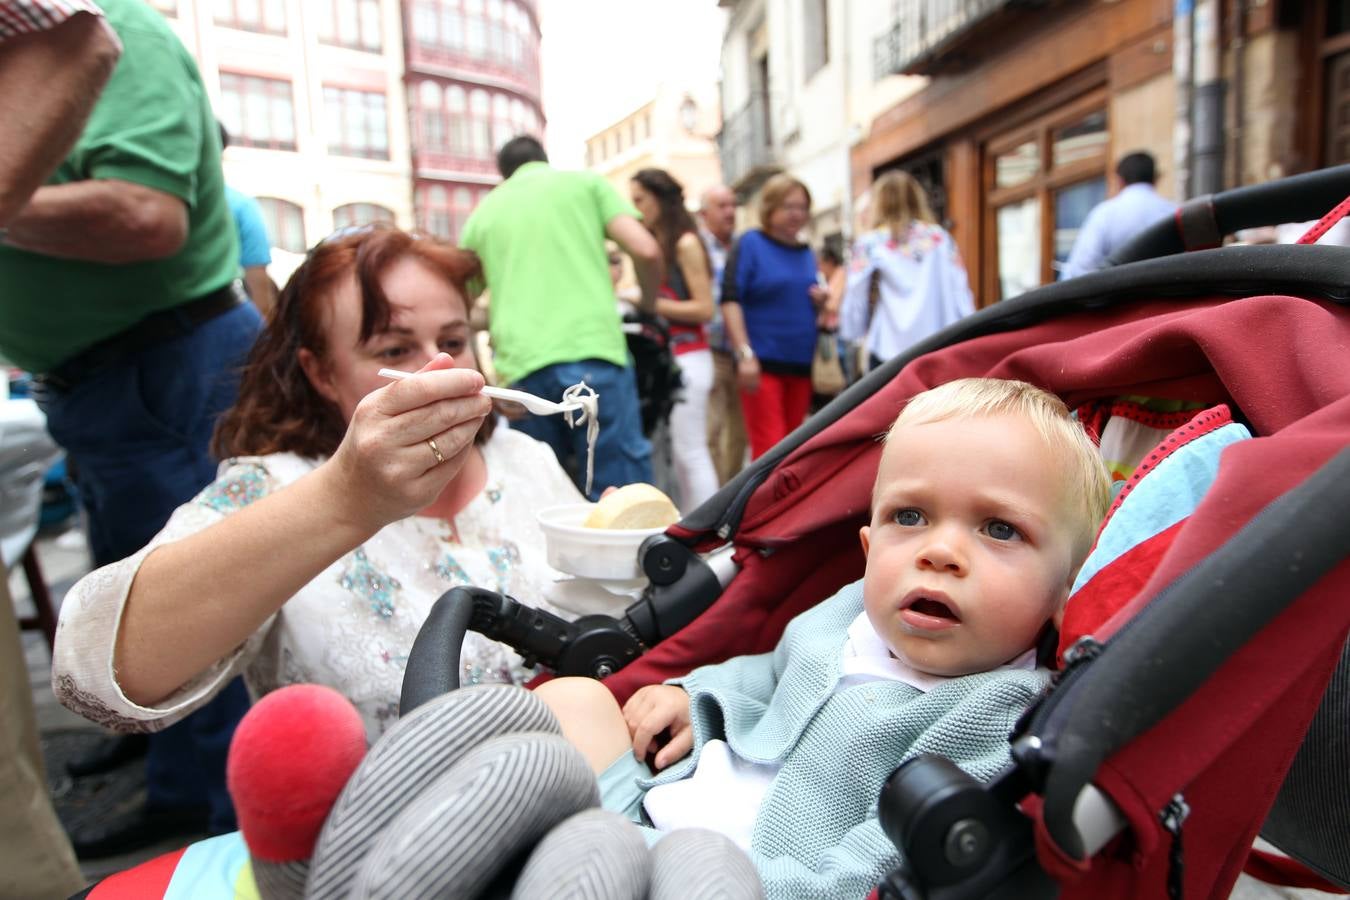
669, 349, 719, 513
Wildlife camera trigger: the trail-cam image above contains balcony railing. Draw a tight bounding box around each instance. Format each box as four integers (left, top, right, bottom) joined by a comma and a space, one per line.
873, 0, 1017, 79
717, 91, 775, 189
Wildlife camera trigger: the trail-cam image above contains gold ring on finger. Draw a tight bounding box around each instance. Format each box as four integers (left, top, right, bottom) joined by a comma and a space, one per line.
426, 437, 446, 465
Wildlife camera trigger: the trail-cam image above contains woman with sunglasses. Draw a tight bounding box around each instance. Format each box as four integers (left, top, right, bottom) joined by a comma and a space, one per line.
51, 225, 586, 740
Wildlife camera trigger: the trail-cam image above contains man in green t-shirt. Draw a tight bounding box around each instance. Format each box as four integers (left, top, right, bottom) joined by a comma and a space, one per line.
460, 135, 663, 497
0, 0, 262, 860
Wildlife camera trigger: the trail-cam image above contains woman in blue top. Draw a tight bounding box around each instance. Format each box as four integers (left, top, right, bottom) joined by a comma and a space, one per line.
720, 174, 828, 459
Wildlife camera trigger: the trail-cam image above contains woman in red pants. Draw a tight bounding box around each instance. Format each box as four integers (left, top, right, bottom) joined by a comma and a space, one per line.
720, 173, 828, 459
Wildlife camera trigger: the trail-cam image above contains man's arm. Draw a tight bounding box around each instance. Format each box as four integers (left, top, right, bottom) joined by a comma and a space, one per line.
605, 214, 661, 315
242, 266, 278, 316
2, 178, 188, 263
0, 11, 121, 225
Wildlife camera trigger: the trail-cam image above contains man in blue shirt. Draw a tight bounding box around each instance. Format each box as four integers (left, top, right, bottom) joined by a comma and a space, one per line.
1062, 151, 1177, 278
219, 122, 277, 314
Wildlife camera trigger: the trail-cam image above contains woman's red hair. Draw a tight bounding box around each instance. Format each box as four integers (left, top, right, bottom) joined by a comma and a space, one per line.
213, 225, 487, 459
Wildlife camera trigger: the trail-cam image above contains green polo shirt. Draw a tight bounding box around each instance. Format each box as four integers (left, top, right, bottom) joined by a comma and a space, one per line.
0, 0, 238, 374
459, 162, 636, 387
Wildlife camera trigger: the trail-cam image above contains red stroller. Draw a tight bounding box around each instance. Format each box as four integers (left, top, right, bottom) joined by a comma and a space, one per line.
403, 165, 1350, 899
83, 167, 1350, 899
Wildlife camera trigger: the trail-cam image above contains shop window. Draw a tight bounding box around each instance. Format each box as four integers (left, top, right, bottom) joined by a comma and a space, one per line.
213, 0, 286, 34
317, 0, 382, 52
256, 197, 305, 253
984, 91, 1108, 302
218, 73, 297, 151
333, 203, 394, 229
324, 86, 389, 159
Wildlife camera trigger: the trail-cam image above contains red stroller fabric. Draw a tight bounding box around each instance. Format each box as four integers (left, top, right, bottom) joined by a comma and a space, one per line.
606, 291, 1350, 899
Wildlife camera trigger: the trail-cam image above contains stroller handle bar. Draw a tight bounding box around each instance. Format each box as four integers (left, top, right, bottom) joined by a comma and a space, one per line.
399, 541, 739, 716
1107, 163, 1350, 266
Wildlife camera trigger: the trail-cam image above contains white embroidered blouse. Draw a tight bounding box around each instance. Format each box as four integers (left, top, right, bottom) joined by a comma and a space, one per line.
51, 426, 585, 741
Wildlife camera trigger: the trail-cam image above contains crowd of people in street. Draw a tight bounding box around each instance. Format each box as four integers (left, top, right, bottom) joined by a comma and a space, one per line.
0, 0, 1210, 895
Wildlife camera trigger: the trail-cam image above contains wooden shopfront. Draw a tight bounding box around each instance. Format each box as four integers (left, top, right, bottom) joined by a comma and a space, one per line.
856, 0, 1173, 307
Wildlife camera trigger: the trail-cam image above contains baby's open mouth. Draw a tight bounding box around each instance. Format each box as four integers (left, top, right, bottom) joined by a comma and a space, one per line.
900, 591, 962, 628
909, 597, 959, 621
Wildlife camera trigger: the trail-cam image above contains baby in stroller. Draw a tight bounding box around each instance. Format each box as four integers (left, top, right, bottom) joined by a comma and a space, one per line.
534, 376, 1113, 897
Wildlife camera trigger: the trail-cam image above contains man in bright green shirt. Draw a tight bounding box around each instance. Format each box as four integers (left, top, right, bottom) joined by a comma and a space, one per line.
0, 0, 261, 859
460, 135, 663, 497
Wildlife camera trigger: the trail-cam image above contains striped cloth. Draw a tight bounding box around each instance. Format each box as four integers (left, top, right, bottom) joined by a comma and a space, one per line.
0, 0, 119, 44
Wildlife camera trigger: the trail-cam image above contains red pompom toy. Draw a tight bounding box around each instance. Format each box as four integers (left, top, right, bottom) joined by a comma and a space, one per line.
226, 684, 367, 863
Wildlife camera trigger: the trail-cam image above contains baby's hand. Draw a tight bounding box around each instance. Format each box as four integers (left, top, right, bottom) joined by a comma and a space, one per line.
622, 684, 692, 770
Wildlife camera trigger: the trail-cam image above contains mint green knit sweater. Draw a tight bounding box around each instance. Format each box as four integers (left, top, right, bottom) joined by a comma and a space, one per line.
645, 579, 1051, 900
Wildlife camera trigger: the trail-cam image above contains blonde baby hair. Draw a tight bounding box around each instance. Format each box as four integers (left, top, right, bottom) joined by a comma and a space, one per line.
884, 377, 1112, 564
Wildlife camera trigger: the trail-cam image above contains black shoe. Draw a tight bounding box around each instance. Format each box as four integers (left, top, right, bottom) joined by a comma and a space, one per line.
66, 733, 149, 779
69, 798, 209, 859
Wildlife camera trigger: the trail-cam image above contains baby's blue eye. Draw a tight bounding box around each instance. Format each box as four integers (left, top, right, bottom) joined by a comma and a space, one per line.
986, 520, 1020, 541
894, 508, 923, 526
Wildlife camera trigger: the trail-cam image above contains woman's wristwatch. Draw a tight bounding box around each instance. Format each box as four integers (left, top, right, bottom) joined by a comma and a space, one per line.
736, 344, 756, 362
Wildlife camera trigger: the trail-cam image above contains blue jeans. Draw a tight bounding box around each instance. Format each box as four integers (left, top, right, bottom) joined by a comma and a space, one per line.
39, 298, 262, 832
511, 359, 653, 499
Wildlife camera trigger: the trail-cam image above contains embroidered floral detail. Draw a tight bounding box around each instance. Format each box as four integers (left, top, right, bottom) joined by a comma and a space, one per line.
197, 464, 269, 514
486, 541, 521, 591
379, 647, 409, 667
434, 553, 471, 585
460, 659, 514, 687
339, 549, 402, 620
486, 486, 503, 504
53, 674, 159, 733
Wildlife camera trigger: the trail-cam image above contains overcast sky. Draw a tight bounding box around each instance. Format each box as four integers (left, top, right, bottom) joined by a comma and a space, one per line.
538, 0, 727, 168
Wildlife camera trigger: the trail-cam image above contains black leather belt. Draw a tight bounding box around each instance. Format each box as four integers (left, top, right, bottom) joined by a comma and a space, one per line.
38, 281, 246, 392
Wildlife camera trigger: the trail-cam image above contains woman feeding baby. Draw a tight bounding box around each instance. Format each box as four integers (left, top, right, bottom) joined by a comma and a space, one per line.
52, 224, 588, 739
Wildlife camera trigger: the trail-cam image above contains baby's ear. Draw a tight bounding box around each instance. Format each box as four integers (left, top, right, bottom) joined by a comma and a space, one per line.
858, 525, 871, 558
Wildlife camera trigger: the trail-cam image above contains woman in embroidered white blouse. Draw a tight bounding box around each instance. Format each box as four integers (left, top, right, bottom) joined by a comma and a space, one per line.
52, 225, 585, 740
840, 170, 975, 373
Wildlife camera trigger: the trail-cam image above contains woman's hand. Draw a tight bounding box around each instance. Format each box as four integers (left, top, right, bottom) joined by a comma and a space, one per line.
808, 283, 829, 308
736, 354, 761, 393
623, 684, 693, 770
325, 353, 492, 532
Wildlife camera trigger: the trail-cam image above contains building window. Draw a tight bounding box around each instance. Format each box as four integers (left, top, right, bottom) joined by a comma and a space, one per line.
324, 86, 390, 159
334, 203, 395, 229
803, 0, 828, 80
213, 0, 286, 34
492, 93, 511, 154
417, 80, 446, 152
416, 183, 481, 240
317, 0, 382, 51
984, 93, 1108, 302
469, 89, 491, 158
418, 184, 451, 236
447, 85, 469, 155
218, 73, 297, 151
410, 0, 526, 65
256, 197, 305, 253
